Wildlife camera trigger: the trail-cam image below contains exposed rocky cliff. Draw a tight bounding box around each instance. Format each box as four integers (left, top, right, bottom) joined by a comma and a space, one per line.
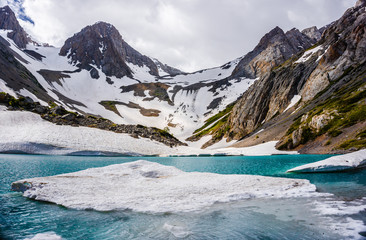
0, 5, 29, 48
153, 58, 185, 76
0, 34, 51, 102
230, 26, 315, 79
59, 21, 159, 79
202, 1, 366, 152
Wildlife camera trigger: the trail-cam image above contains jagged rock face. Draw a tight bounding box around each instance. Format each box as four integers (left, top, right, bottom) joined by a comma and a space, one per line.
0, 6, 29, 48
301, 1, 366, 100
0, 35, 51, 102
230, 26, 315, 79
225, 60, 318, 140
301, 26, 322, 42
59, 21, 159, 79
322, 1, 366, 65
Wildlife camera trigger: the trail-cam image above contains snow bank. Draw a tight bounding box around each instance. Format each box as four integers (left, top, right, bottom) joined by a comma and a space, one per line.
12, 160, 321, 213
0, 110, 174, 156
287, 149, 366, 173
0, 110, 297, 156
213, 141, 298, 156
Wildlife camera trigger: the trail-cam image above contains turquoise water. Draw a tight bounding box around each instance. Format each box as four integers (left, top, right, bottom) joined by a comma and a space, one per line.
1, 154, 366, 239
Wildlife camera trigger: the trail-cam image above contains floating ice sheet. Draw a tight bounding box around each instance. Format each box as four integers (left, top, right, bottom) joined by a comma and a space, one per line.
12, 160, 322, 213
287, 149, 366, 173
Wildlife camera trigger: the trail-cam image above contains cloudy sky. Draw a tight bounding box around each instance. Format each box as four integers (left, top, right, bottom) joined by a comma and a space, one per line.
0, 0, 356, 72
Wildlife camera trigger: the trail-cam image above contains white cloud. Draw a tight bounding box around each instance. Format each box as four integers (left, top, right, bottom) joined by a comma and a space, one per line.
0, 0, 356, 72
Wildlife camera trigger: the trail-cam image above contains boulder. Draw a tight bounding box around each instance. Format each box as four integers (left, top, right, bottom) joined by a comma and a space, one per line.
309, 113, 334, 132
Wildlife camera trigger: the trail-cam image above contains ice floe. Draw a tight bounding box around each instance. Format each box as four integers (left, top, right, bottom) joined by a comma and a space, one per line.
12, 160, 322, 213
24, 232, 63, 240
287, 149, 366, 173
163, 222, 192, 238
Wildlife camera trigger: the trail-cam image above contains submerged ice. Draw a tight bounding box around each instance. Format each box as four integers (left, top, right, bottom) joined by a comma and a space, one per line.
12, 160, 321, 213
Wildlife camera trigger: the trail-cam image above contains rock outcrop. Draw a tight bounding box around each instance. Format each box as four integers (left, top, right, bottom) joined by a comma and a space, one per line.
301, 26, 322, 42
230, 26, 315, 79
59, 21, 159, 79
0, 5, 29, 48
153, 58, 185, 76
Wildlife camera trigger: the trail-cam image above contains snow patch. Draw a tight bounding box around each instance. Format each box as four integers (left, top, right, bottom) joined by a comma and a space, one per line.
0, 78, 17, 96
294, 46, 323, 63
214, 141, 298, 156
284, 95, 301, 112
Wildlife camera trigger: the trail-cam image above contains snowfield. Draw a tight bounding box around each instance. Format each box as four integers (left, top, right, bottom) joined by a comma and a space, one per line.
287, 149, 366, 173
11, 160, 322, 213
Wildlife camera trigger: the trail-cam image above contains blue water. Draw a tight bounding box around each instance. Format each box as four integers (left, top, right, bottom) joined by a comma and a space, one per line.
1, 154, 366, 239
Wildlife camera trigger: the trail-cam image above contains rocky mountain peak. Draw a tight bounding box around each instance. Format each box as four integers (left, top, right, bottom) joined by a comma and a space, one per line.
301, 26, 322, 42
230, 25, 314, 79
285, 28, 314, 51
59, 21, 158, 79
257, 26, 285, 47
0, 5, 29, 48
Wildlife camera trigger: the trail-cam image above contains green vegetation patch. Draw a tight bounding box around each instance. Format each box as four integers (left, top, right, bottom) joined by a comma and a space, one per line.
99, 101, 121, 116
193, 103, 235, 135
286, 115, 303, 135
338, 129, 366, 150
191, 114, 231, 140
